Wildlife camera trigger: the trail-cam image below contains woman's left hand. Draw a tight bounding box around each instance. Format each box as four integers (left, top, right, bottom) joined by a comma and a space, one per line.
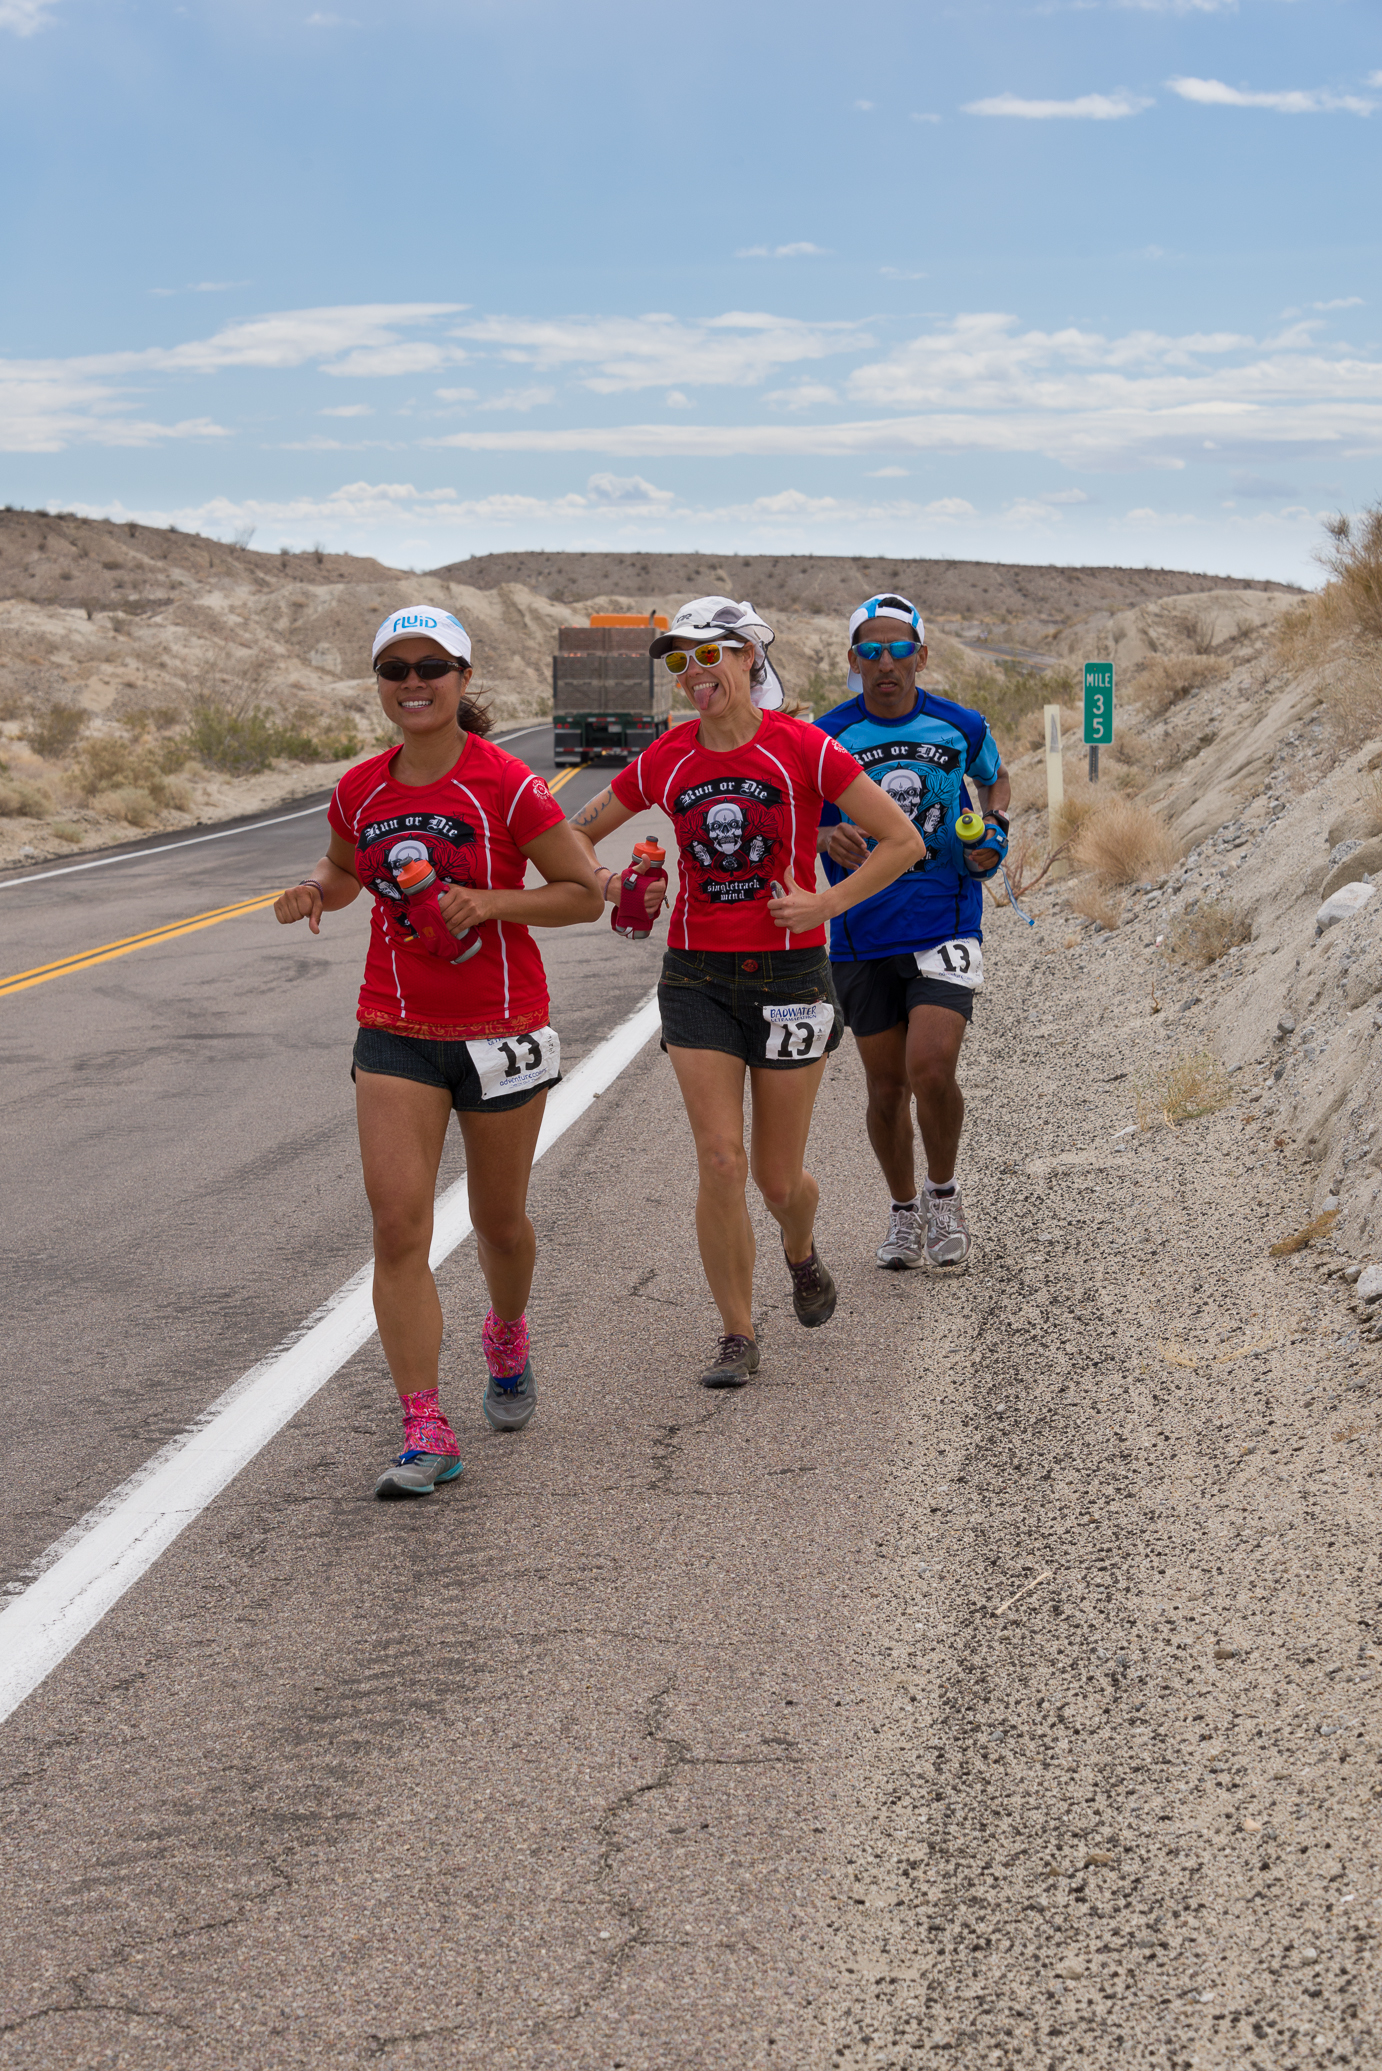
437, 883, 497, 932
767, 872, 833, 933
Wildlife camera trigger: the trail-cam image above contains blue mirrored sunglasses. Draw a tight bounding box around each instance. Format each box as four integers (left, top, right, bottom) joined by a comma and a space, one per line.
853, 639, 921, 662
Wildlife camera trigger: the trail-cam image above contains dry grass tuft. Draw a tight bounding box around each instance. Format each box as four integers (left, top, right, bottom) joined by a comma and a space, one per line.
1136, 1050, 1232, 1129
1169, 899, 1253, 968
1069, 882, 1124, 931
994, 830, 1071, 905
1269, 1208, 1340, 1257
1161, 1050, 1232, 1124
48, 820, 84, 843
74, 737, 189, 810
92, 785, 162, 827
24, 701, 88, 760
1052, 791, 1102, 845
1134, 653, 1228, 716
1071, 798, 1180, 885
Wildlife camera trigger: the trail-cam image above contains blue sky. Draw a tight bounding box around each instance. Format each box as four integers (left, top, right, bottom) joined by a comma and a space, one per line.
1, 0, 1377, 583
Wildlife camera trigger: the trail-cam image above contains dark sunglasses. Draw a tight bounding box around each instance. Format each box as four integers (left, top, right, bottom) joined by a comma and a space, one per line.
853, 639, 921, 662
374, 656, 464, 683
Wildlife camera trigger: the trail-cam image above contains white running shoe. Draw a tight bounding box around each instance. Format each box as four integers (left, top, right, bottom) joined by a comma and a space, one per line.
876, 1202, 924, 1270
924, 1185, 972, 1268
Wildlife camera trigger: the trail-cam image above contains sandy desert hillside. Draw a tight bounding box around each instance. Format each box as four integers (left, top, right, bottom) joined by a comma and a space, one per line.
0, 510, 1301, 872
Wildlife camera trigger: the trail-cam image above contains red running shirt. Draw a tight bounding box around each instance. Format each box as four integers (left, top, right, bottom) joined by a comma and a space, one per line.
328, 737, 564, 1039
610, 710, 863, 951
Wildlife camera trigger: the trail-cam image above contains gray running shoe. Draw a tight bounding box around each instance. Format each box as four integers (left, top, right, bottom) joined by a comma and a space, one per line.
483, 1357, 537, 1432
374, 1450, 463, 1499
699, 1334, 761, 1388
924, 1186, 972, 1268
876, 1202, 924, 1270
784, 1242, 838, 1328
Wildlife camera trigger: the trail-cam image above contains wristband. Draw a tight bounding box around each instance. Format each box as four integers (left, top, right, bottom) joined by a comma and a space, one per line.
299, 878, 326, 897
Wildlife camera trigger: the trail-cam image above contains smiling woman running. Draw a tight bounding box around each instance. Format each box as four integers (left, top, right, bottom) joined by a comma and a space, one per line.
274, 606, 602, 1496
569, 597, 923, 1388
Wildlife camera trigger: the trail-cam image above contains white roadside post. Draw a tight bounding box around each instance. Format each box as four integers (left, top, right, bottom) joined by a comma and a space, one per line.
1043, 702, 1065, 821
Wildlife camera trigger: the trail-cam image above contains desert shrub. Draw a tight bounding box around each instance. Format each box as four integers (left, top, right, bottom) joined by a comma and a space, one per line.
1169, 899, 1253, 968
982, 662, 1076, 744
49, 820, 84, 843
185, 693, 361, 774
92, 786, 160, 827
74, 737, 190, 811
1274, 506, 1382, 746
1071, 798, 1180, 885
0, 777, 49, 818
25, 700, 88, 760
1070, 882, 1124, 932
1052, 791, 1102, 845
1133, 654, 1228, 717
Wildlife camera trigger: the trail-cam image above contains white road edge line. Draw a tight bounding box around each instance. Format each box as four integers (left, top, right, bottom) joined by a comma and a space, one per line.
0, 992, 662, 1727
0, 728, 547, 891
0, 803, 331, 890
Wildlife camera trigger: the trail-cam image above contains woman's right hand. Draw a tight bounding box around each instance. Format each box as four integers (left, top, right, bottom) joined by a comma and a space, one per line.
274, 882, 324, 934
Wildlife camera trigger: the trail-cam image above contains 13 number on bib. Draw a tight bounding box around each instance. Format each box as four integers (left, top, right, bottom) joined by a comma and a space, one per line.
914, 938, 984, 991
761, 1000, 836, 1061
466, 1024, 561, 1100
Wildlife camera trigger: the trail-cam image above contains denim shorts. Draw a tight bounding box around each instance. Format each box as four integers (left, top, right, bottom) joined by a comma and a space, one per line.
351, 1025, 557, 1113
658, 947, 844, 1069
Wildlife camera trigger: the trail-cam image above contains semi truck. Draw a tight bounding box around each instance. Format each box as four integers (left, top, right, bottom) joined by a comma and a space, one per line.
552, 613, 672, 767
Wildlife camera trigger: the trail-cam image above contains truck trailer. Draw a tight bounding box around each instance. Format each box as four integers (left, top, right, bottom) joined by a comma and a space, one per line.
552, 613, 672, 767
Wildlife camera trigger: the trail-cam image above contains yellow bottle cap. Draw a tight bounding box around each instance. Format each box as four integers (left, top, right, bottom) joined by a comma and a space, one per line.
954, 810, 985, 843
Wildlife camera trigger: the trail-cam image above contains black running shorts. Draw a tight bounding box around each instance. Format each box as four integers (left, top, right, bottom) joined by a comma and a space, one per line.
832, 955, 975, 1037
351, 1025, 558, 1113
658, 947, 844, 1069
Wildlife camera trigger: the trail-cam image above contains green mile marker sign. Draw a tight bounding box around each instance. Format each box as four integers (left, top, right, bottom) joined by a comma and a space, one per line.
1083, 661, 1114, 747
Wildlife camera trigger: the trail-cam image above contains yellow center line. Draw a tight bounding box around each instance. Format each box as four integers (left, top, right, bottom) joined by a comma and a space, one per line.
0, 892, 282, 999
546, 762, 588, 794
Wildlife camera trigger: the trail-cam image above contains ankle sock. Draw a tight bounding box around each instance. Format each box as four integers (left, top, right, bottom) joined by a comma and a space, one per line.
400, 1387, 459, 1458
483, 1307, 530, 1382
892, 1196, 921, 1213
925, 1176, 956, 1199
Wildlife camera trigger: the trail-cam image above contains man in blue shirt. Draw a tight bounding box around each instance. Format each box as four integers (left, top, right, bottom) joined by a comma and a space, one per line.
815, 593, 1010, 1270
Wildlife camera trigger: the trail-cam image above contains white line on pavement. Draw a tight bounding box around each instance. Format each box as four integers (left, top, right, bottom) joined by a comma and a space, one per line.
0, 802, 331, 890
0, 727, 547, 891
0, 992, 662, 1727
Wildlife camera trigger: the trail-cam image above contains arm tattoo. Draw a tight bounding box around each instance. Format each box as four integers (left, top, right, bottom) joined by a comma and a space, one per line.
570, 796, 607, 833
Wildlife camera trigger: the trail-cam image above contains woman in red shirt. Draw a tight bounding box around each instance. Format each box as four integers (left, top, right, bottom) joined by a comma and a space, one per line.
275, 606, 602, 1495
570, 597, 922, 1387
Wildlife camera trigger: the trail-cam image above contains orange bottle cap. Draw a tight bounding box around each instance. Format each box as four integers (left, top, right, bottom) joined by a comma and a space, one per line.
395, 858, 433, 889
633, 840, 665, 863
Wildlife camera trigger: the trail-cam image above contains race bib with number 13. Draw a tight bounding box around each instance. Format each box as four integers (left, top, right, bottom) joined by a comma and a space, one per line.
465, 1024, 561, 1100
914, 938, 984, 991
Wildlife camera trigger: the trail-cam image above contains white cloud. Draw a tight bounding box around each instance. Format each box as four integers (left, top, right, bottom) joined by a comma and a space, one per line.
480, 386, 556, 412
964, 91, 1152, 120
909, 113, 942, 124
852, 100, 874, 112
584, 473, 674, 507
319, 402, 373, 417
1369, 73, 1382, 90
1169, 77, 1374, 116
767, 382, 839, 410
433, 310, 1382, 476
435, 386, 478, 403
1116, 0, 1236, 11
150, 281, 251, 298
1312, 297, 1365, 312
665, 390, 691, 408
735, 242, 830, 259
0, 0, 59, 32
881, 267, 928, 281
449, 310, 869, 394
866, 466, 909, 478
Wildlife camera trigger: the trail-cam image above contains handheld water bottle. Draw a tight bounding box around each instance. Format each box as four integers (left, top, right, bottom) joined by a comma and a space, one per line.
393, 857, 483, 964
611, 841, 668, 940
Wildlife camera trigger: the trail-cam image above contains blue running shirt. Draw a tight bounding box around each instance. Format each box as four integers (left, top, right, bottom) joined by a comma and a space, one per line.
814, 689, 1001, 961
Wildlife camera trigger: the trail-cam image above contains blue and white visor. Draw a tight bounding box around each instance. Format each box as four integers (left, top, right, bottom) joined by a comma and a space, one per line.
372, 605, 472, 665
848, 593, 924, 646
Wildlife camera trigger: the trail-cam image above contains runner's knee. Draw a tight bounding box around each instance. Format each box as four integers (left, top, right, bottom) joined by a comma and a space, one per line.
472, 1207, 534, 1257
370, 1199, 433, 1266
909, 1052, 961, 1105
698, 1136, 749, 1191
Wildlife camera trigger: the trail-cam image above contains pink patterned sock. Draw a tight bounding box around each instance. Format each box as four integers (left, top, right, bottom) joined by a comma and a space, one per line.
399, 1387, 460, 1457
482, 1308, 530, 1381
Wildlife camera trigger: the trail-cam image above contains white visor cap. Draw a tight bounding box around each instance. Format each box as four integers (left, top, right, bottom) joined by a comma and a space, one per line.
650, 595, 784, 709
372, 605, 472, 665
848, 593, 925, 646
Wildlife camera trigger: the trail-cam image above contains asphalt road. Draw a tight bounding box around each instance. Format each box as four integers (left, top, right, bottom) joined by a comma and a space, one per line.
1, 736, 1374, 2069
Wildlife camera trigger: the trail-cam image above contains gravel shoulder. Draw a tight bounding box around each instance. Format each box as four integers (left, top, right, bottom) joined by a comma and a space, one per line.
825, 888, 1380, 2067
